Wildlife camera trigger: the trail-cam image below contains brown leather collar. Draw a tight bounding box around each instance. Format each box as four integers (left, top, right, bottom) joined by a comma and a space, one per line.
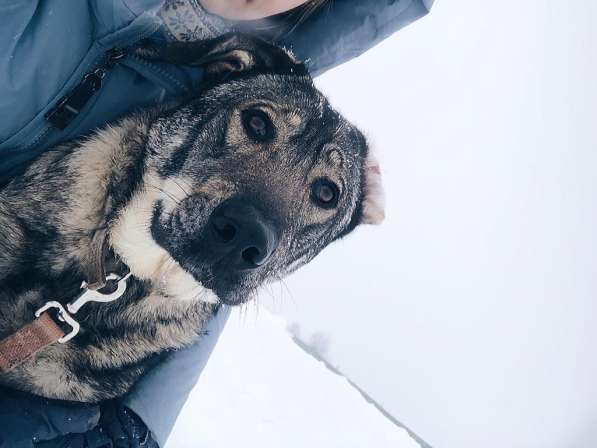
0, 312, 65, 371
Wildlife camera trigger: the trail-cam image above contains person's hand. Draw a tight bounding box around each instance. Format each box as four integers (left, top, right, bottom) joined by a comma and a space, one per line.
96, 401, 158, 448
34, 401, 158, 448
0, 386, 99, 448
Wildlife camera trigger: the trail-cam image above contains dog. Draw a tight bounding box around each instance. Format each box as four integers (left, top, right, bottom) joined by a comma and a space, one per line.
0, 34, 384, 402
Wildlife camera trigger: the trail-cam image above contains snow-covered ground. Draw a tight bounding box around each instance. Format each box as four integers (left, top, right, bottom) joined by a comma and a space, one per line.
166, 308, 420, 448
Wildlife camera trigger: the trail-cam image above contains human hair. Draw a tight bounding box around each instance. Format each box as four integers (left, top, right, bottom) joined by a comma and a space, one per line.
235, 0, 331, 41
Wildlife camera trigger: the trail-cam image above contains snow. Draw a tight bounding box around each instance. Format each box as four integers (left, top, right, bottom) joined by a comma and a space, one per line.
262, 2, 597, 448
166, 308, 420, 448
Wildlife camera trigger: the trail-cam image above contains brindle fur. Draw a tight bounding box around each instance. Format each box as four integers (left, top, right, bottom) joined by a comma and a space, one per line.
0, 34, 383, 402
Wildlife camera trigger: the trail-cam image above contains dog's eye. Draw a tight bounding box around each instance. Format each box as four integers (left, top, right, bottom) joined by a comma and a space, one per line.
241, 109, 275, 142
311, 178, 340, 209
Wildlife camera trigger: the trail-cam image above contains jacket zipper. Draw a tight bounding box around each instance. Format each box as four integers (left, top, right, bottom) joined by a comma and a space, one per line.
11, 17, 162, 155
44, 48, 126, 130
122, 52, 191, 95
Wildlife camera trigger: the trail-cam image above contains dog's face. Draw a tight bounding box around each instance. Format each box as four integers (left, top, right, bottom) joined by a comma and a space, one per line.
114, 35, 383, 305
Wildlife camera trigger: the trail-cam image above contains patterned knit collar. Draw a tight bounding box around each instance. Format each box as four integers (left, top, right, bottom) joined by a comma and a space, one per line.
159, 0, 230, 42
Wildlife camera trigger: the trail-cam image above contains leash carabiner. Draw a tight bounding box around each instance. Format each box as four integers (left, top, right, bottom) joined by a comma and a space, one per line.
32, 272, 131, 344
67, 272, 132, 314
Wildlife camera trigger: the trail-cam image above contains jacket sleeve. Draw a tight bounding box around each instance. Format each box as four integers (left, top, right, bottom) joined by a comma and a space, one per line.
280, 0, 434, 77
123, 306, 231, 446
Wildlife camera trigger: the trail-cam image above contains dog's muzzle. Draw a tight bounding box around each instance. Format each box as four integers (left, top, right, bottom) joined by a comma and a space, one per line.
207, 198, 279, 272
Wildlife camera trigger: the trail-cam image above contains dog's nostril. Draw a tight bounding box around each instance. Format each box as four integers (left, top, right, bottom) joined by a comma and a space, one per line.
213, 217, 237, 242
219, 223, 236, 241
241, 246, 262, 266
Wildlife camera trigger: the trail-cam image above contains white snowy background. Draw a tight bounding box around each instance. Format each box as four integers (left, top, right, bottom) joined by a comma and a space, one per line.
170, 1, 597, 447
168, 309, 421, 448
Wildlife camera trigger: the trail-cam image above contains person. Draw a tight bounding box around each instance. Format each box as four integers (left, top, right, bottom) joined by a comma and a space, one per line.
0, 1, 433, 446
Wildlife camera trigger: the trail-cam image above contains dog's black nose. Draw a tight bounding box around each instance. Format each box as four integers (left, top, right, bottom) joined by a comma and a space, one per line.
209, 199, 279, 270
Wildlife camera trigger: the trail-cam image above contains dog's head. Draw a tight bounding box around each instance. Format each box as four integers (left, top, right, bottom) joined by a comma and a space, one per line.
111, 34, 384, 305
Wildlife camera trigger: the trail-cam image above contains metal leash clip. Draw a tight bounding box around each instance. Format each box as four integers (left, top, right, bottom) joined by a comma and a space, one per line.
34, 272, 132, 343
67, 272, 132, 314
34, 302, 81, 343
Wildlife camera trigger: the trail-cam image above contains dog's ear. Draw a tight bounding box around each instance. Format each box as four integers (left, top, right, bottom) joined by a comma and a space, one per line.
137, 33, 307, 81
361, 151, 385, 225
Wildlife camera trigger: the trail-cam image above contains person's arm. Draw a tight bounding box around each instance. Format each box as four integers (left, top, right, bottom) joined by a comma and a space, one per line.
278, 0, 434, 77
123, 306, 231, 446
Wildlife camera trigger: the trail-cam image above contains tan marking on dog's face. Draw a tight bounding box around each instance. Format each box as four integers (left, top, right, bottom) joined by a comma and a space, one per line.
325, 145, 344, 168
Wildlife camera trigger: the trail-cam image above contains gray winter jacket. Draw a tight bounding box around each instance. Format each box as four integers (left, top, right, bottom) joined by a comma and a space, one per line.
0, 1, 433, 446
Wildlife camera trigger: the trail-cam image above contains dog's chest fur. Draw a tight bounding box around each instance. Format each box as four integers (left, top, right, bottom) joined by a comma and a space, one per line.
0, 116, 216, 402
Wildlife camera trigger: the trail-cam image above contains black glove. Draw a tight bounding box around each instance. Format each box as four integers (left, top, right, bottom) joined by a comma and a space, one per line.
97, 401, 158, 448
0, 386, 99, 448
35, 401, 159, 448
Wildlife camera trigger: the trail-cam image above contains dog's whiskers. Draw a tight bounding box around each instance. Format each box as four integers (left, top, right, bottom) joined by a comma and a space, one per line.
145, 183, 184, 206
169, 178, 192, 197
